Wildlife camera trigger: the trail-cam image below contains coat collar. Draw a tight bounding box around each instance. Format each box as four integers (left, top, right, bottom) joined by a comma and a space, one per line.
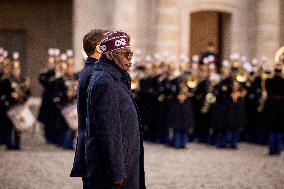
85, 57, 98, 65
94, 56, 122, 80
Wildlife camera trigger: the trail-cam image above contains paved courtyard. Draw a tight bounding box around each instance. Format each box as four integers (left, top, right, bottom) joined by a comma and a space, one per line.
0, 127, 283, 189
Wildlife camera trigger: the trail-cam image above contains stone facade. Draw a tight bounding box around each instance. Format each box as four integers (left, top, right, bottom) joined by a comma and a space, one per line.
0, 0, 283, 95
73, 0, 283, 69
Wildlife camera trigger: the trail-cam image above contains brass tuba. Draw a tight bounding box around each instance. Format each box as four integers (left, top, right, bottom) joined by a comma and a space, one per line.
274, 46, 284, 64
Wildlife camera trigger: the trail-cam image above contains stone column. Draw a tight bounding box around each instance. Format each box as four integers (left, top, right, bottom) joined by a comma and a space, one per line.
72, 0, 114, 71
136, 0, 159, 55
156, 0, 179, 55
256, 0, 280, 62
230, 0, 251, 58
112, 0, 137, 48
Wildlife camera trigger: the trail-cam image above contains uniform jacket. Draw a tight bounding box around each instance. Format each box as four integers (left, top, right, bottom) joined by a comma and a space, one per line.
264, 75, 284, 132
85, 56, 141, 189
38, 69, 55, 124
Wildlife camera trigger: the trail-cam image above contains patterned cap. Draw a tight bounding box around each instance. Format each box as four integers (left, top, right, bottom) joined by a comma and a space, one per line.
100, 31, 130, 54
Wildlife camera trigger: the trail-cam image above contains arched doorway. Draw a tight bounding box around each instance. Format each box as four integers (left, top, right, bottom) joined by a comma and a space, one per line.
189, 11, 232, 61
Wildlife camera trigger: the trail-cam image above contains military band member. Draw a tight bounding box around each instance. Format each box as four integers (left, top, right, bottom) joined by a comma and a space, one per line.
211, 66, 233, 148
1, 52, 31, 150
0, 48, 10, 144
168, 67, 196, 148
264, 63, 284, 155
51, 53, 71, 149
38, 48, 56, 144
245, 60, 265, 144
227, 74, 247, 148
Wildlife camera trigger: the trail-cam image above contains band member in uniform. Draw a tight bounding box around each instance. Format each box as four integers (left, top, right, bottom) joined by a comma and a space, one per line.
245, 59, 263, 144
38, 48, 56, 144
227, 69, 248, 148
51, 53, 70, 149
70, 29, 107, 188
1, 52, 31, 150
264, 63, 284, 155
0, 48, 9, 144
60, 54, 79, 149
211, 69, 233, 148
193, 63, 211, 143
168, 64, 196, 148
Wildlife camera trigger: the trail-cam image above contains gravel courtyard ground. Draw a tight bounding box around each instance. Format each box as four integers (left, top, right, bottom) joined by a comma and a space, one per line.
0, 127, 283, 189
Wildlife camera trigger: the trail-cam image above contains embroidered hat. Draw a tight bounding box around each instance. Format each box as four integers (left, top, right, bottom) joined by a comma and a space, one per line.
100, 31, 130, 54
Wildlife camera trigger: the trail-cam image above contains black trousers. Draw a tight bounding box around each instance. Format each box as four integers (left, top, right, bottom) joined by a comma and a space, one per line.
82, 177, 87, 189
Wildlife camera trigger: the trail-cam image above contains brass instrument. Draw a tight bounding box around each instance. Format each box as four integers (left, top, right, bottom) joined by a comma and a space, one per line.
11, 77, 31, 102
229, 69, 249, 103
200, 73, 221, 113
131, 77, 140, 91
65, 76, 78, 100
131, 76, 140, 98
274, 46, 284, 76
257, 71, 273, 112
235, 69, 249, 83
201, 88, 216, 113
186, 75, 198, 89
274, 46, 284, 64
177, 83, 190, 104
178, 75, 198, 104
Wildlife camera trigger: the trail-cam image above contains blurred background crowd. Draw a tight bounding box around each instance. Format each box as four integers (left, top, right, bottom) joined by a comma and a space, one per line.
0, 43, 283, 155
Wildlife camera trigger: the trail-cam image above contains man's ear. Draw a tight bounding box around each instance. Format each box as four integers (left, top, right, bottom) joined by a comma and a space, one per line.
95, 45, 101, 54
105, 52, 112, 60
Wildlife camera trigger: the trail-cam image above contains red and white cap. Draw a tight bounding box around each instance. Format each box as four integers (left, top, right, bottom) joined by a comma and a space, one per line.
100, 31, 130, 54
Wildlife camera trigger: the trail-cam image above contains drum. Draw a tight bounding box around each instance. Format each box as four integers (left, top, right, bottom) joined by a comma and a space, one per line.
61, 102, 78, 130
7, 104, 36, 132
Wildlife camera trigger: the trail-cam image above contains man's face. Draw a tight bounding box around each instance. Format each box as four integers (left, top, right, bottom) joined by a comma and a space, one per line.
109, 48, 133, 71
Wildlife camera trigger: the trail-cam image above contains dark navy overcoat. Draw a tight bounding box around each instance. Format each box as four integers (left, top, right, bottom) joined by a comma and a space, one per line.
85, 56, 140, 189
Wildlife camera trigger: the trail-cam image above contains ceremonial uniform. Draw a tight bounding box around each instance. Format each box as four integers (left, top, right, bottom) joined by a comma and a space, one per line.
211, 77, 233, 148
155, 74, 176, 144
167, 74, 195, 148
139, 74, 159, 142
193, 78, 211, 143
264, 74, 284, 154
0, 71, 8, 144
51, 74, 70, 148
1, 76, 31, 149
245, 76, 265, 144
38, 69, 56, 143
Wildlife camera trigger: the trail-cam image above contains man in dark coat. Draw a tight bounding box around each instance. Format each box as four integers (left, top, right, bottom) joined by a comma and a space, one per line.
85, 31, 144, 189
70, 29, 107, 187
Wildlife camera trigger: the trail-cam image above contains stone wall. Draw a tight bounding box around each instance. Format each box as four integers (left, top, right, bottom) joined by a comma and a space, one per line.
0, 0, 72, 96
